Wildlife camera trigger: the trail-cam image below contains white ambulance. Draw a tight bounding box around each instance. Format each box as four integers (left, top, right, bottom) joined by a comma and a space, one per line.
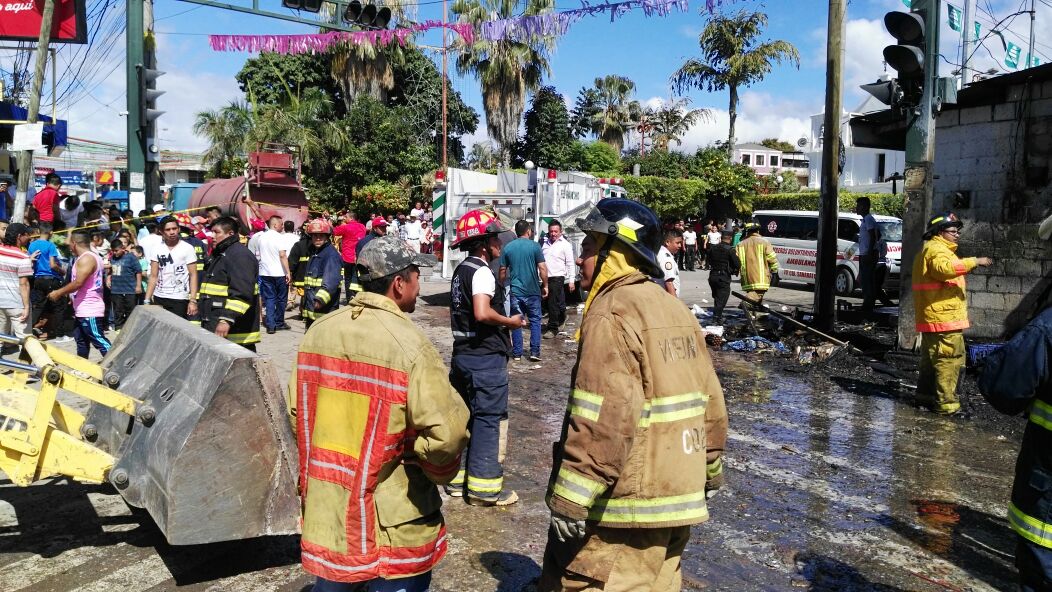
750, 210, 903, 296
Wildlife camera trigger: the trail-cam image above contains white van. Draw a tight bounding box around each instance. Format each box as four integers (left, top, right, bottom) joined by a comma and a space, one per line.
750, 210, 903, 296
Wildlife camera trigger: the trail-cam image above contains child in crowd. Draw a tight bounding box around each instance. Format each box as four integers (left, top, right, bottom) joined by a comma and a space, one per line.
107, 239, 142, 332
132, 245, 148, 305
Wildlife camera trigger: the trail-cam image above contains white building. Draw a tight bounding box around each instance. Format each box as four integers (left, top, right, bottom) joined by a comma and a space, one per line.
805, 94, 906, 191
732, 143, 810, 186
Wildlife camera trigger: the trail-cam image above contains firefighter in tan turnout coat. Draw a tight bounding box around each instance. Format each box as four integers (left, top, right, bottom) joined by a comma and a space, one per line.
539, 199, 728, 592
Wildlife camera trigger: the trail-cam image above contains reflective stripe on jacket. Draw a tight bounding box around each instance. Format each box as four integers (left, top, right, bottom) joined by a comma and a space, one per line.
302, 242, 343, 321
911, 235, 977, 333
199, 235, 260, 345
289, 292, 470, 583
736, 234, 778, 291
546, 272, 728, 528
979, 307, 1052, 548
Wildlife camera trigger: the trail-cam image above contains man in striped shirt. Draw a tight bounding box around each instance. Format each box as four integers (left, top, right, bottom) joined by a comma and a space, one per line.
0, 224, 33, 352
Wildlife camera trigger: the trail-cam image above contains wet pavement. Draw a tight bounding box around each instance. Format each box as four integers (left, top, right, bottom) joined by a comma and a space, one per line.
0, 272, 1026, 591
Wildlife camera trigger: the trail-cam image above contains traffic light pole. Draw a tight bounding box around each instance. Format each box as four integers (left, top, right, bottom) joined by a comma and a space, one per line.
144, 0, 161, 205
813, 0, 845, 332
896, 0, 940, 351
127, 0, 146, 207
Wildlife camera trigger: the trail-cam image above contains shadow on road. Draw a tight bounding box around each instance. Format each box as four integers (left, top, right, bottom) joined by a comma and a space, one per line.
477, 551, 541, 592
877, 501, 1016, 590
796, 552, 910, 591
0, 477, 301, 586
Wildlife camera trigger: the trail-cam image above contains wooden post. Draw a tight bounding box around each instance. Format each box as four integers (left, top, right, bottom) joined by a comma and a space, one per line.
813, 0, 846, 332
12, 0, 57, 224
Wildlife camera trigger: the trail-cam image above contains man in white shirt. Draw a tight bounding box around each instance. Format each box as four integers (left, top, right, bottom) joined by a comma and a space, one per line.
856, 197, 880, 313
410, 201, 425, 220
541, 219, 575, 338
145, 216, 199, 319
658, 228, 683, 297
682, 227, 698, 272
403, 214, 424, 253
256, 216, 292, 334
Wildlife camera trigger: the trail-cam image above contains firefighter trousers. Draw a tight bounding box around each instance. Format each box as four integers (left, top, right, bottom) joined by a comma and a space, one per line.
449, 353, 510, 500
1017, 536, 1052, 592
918, 331, 964, 414
538, 525, 690, 592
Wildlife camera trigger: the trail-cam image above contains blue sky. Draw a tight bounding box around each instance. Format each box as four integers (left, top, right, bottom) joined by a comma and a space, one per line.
16, 0, 1052, 152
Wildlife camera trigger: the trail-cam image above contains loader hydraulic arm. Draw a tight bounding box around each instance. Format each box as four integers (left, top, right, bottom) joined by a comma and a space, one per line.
0, 334, 145, 487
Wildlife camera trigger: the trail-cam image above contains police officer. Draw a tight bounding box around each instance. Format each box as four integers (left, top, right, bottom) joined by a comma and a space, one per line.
446, 209, 526, 506
707, 230, 741, 324
657, 229, 683, 297
301, 218, 343, 328
198, 216, 261, 350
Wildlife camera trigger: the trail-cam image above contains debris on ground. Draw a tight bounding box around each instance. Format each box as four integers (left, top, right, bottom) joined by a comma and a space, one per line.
722, 336, 789, 354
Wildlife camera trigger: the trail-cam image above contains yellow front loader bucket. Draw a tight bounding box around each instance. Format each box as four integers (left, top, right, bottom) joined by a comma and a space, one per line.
82, 306, 300, 545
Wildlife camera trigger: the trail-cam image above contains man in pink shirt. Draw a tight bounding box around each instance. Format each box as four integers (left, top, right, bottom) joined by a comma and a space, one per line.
48, 231, 111, 358
333, 211, 366, 299
32, 173, 62, 224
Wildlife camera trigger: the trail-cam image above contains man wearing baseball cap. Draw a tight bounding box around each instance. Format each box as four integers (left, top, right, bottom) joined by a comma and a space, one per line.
354, 216, 388, 259
290, 235, 467, 591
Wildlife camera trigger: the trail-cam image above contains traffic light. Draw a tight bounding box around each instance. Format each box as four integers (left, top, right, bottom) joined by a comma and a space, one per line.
136, 63, 165, 131
883, 10, 927, 108
860, 78, 904, 109
343, 0, 392, 28
282, 0, 323, 12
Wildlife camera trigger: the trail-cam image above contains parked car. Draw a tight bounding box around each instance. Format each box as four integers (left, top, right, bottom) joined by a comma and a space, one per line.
750, 209, 903, 296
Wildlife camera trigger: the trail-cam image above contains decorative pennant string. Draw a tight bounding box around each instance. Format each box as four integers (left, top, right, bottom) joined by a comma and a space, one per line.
209, 21, 474, 54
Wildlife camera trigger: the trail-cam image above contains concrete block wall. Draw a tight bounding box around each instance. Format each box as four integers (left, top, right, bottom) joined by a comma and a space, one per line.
932, 79, 1052, 339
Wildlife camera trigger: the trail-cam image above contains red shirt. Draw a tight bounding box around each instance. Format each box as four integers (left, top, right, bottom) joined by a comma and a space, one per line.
333, 221, 366, 263
33, 187, 59, 222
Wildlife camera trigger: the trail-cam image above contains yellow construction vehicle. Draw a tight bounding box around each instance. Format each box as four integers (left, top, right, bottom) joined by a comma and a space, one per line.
0, 306, 300, 545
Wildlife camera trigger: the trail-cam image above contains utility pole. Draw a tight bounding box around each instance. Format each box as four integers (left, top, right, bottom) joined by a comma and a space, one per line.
813, 0, 846, 333
961, 0, 974, 85
1028, 0, 1036, 68
127, 0, 146, 208
441, 0, 448, 171
895, 0, 941, 350
12, 0, 56, 224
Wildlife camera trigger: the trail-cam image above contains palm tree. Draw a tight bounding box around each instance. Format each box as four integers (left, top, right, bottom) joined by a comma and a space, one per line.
327, 1, 413, 107
650, 98, 711, 150
249, 87, 347, 168
670, 10, 799, 156
193, 100, 253, 176
590, 75, 640, 153
452, 0, 555, 166
467, 141, 499, 170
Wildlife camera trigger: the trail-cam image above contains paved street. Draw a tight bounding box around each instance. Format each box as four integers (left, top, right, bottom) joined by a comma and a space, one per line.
0, 271, 1024, 591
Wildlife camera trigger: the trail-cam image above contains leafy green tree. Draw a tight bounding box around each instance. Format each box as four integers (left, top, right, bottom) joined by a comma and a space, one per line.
760, 138, 796, 153
569, 87, 602, 139
310, 96, 435, 210
671, 11, 799, 155
688, 146, 757, 218
236, 52, 343, 113
248, 87, 347, 177
389, 45, 479, 165
515, 86, 575, 169
467, 142, 500, 171
581, 141, 621, 172
193, 100, 253, 177
620, 176, 710, 219
453, 0, 556, 165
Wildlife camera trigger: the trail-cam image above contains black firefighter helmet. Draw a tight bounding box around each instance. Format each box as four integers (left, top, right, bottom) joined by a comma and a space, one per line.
575, 198, 663, 278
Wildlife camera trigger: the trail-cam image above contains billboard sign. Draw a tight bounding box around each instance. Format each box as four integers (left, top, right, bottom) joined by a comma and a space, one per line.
0, 0, 88, 44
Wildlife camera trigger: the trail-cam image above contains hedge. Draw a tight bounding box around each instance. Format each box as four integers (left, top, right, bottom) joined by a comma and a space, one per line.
749, 192, 905, 218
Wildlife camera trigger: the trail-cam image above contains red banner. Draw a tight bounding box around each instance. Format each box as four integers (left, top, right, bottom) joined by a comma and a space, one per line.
0, 0, 87, 44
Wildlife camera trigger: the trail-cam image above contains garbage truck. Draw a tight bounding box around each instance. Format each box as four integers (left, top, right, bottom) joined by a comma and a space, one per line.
0, 306, 300, 545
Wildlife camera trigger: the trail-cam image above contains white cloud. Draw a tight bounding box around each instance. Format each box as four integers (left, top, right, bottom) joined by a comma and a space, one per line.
809, 18, 896, 105
646, 91, 814, 153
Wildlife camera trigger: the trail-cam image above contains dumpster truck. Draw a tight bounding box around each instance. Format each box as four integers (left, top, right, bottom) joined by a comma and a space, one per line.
189, 143, 310, 230
0, 306, 300, 545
